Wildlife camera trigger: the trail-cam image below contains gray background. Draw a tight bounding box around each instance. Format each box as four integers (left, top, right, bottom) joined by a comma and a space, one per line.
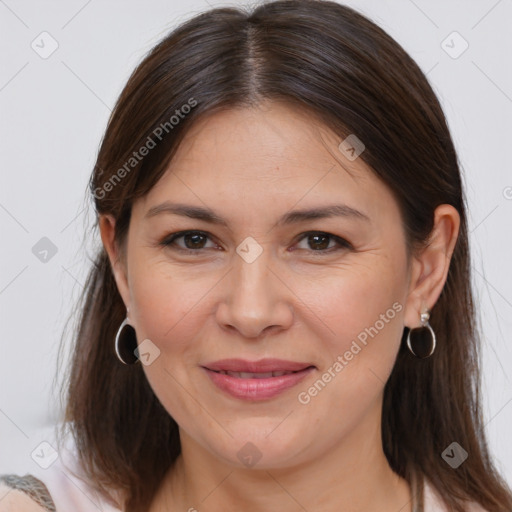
1, 0, 511, 486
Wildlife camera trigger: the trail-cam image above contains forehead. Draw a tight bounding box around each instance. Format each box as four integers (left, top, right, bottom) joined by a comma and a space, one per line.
137, 102, 399, 227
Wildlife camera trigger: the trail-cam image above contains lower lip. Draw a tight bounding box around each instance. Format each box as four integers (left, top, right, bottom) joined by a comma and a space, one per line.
202, 367, 315, 401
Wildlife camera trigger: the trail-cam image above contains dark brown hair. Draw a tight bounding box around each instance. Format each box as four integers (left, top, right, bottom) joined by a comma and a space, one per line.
56, 1, 512, 511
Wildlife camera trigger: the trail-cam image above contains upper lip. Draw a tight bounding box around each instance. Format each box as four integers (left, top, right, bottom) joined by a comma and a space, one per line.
202, 358, 314, 373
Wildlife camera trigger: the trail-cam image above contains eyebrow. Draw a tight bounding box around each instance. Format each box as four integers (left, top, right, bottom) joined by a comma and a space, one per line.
144, 201, 371, 226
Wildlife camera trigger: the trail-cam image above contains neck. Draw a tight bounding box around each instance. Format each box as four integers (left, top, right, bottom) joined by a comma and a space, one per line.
150, 399, 412, 512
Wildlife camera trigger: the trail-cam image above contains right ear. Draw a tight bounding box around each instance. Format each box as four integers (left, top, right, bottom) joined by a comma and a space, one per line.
99, 214, 131, 310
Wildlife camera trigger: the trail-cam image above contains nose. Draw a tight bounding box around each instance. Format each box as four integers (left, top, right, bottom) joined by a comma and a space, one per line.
215, 248, 294, 339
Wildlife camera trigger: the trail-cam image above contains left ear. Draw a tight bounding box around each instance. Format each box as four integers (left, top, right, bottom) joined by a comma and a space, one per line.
403, 204, 461, 328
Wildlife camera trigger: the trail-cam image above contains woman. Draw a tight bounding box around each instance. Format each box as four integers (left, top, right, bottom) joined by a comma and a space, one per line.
1, 1, 511, 511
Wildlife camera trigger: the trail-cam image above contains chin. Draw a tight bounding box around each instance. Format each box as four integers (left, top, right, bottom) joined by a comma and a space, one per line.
206, 428, 310, 470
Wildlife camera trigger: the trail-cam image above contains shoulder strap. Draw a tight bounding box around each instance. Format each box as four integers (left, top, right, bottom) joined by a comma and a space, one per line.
0, 474, 57, 512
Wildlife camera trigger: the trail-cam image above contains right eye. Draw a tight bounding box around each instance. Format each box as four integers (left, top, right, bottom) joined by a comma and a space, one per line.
160, 230, 219, 254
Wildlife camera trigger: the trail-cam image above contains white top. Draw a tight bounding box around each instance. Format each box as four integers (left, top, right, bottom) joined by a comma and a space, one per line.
1, 428, 487, 512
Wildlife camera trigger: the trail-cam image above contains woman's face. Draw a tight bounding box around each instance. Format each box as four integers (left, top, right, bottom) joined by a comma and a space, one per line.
107, 101, 418, 469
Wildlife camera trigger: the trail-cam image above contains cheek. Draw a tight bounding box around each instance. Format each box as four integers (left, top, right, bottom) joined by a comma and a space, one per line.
126, 258, 214, 427
296, 264, 405, 413
127, 253, 222, 371
291, 264, 405, 439
299, 259, 405, 358
128, 249, 195, 335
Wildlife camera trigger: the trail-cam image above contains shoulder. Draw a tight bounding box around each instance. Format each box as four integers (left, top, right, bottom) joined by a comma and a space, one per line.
1, 424, 122, 512
0, 475, 54, 512
0, 489, 47, 512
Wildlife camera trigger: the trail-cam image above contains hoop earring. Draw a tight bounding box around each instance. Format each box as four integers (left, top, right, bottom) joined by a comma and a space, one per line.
406, 310, 436, 358
114, 318, 140, 365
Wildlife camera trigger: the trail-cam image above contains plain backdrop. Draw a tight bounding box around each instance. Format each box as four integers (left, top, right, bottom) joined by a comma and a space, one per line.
1, 0, 511, 487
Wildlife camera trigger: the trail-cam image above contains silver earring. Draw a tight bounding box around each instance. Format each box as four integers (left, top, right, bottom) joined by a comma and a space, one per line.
406, 310, 436, 358
114, 317, 140, 365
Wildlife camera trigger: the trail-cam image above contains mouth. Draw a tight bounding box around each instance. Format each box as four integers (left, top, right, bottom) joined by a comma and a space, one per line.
201, 358, 316, 401
208, 369, 306, 378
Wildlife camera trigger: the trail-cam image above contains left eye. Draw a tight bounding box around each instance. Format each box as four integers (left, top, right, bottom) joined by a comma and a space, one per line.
160, 230, 352, 254
294, 231, 352, 253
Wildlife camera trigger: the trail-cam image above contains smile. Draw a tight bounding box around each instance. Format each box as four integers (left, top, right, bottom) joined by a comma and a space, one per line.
211, 370, 298, 378
201, 359, 316, 401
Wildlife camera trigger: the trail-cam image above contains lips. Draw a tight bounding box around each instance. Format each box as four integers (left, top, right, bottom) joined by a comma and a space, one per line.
201, 358, 316, 401
213, 370, 296, 378
202, 358, 313, 374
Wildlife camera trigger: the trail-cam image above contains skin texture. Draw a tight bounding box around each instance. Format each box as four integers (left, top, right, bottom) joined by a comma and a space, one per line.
100, 101, 460, 512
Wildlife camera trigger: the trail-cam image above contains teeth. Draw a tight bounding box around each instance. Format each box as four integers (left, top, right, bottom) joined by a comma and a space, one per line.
219, 370, 295, 378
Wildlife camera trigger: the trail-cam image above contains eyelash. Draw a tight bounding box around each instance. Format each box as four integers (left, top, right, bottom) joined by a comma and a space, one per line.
159, 230, 353, 255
